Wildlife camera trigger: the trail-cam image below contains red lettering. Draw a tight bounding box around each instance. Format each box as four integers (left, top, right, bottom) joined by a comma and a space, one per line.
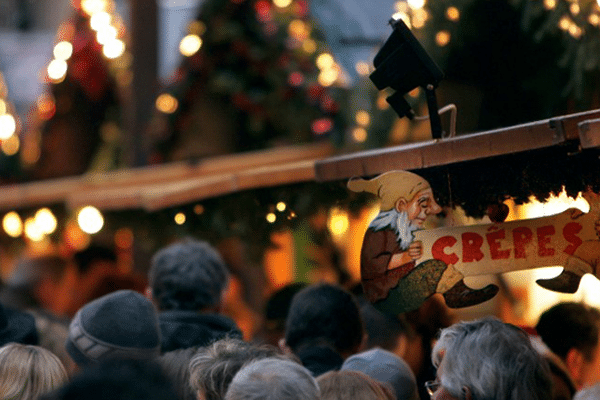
513, 227, 533, 259
537, 225, 556, 257
432, 236, 459, 266
486, 229, 510, 259
462, 232, 484, 262
563, 222, 583, 255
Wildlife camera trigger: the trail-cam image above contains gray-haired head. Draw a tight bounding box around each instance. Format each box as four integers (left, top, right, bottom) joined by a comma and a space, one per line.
189, 338, 285, 400
432, 317, 552, 400
149, 238, 229, 311
224, 357, 319, 400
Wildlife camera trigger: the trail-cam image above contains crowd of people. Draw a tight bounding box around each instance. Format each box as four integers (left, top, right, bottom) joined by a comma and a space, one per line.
0, 237, 599, 400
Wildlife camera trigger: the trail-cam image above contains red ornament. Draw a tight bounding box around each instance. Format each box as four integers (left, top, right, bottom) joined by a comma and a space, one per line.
311, 117, 333, 135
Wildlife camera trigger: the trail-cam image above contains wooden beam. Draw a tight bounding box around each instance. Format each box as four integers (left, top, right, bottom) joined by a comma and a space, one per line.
315, 109, 600, 182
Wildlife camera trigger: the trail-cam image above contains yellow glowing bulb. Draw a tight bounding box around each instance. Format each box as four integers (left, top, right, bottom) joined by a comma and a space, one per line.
0, 99, 6, 115
407, 0, 425, 10
47, 59, 68, 81
316, 53, 335, 70
276, 202, 287, 212
24, 217, 44, 242
355, 110, 370, 127
412, 8, 428, 28
570, 3, 580, 15
3, 211, 22, 238
53, 41, 73, 61
81, 0, 107, 15
2, 134, 20, 156
446, 6, 460, 21
355, 61, 370, 76
179, 34, 202, 57
318, 68, 338, 87
559, 16, 571, 30
174, 212, 186, 225
90, 11, 111, 31
188, 21, 206, 36
301, 39, 317, 54
266, 213, 276, 223
288, 20, 308, 40
156, 93, 179, 114
544, 0, 556, 9
590, 14, 600, 26
394, 1, 408, 13
77, 206, 104, 234
273, 0, 292, 8
435, 30, 451, 47
328, 208, 349, 237
96, 25, 118, 45
0, 114, 16, 139
35, 208, 57, 234
103, 39, 125, 59
352, 127, 368, 142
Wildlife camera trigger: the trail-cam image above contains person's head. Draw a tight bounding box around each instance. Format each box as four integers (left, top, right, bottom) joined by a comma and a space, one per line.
41, 358, 178, 400
317, 370, 395, 400
348, 171, 441, 248
0, 302, 39, 346
536, 302, 600, 390
431, 317, 552, 400
359, 299, 410, 355
284, 283, 364, 358
148, 238, 229, 312
188, 338, 286, 400
0, 343, 68, 400
224, 357, 319, 400
158, 346, 199, 400
65, 290, 161, 367
342, 348, 418, 400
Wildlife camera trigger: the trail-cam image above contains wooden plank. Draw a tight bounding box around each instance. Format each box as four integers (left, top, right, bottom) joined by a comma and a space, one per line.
236, 160, 317, 190
142, 174, 237, 212
314, 110, 600, 182
578, 118, 600, 149
0, 176, 80, 211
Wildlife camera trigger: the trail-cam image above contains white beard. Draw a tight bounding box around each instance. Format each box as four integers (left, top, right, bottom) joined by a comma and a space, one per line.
369, 209, 419, 250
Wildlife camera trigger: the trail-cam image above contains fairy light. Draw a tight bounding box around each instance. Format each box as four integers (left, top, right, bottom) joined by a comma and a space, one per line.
391, 12, 411, 28
570, 3, 580, 15
446, 6, 460, 21
273, 0, 292, 8
544, 0, 556, 10
96, 25, 118, 45
81, 0, 107, 15
35, 208, 57, 235
2, 211, 22, 238
0, 114, 16, 139
47, 59, 68, 82
77, 206, 104, 234
188, 20, 206, 36
179, 34, 202, 56
174, 212, 186, 225
407, 0, 425, 9
559, 16, 571, 30
435, 30, 451, 46
103, 38, 125, 59
90, 11, 111, 31
302, 39, 317, 53
352, 127, 368, 142
53, 41, 73, 61
590, 14, 600, 26
266, 212, 276, 223
156, 93, 179, 114
412, 8, 428, 28
355, 110, 370, 126
355, 61, 370, 76
1, 135, 20, 156
327, 207, 349, 237
316, 53, 335, 70
276, 202, 287, 212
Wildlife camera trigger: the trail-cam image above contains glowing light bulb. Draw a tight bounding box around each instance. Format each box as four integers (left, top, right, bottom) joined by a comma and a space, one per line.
90, 12, 111, 31
435, 30, 451, 46
3, 211, 22, 238
1, 134, 19, 156
174, 212, 186, 225
355, 61, 370, 76
274, 0, 292, 8
35, 208, 57, 234
276, 202, 287, 212
407, 0, 425, 10
266, 213, 276, 223
155, 93, 179, 114
316, 53, 335, 70
0, 114, 16, 139
96, 25, 118, 45
77, 206, 104, 234
53, 41, 73, 61
24, 217, 44, 242
446, 6, 460, 21
103, 39, 125, 59
179, 34, 202, 56
352, 127, 367, 143
328, 207, 349, 237
81, 0, 107, 15
47, 59, 67, 82
355, 110, 370, 127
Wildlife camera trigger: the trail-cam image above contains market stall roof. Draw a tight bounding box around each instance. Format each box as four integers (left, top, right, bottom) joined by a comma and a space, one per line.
1, 109, 600, 213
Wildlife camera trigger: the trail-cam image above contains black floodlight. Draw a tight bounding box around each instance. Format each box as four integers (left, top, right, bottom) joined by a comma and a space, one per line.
370, 18, 445, 138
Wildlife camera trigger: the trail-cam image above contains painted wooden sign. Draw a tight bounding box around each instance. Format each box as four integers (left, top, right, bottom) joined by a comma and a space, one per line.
348, 170, 600, 314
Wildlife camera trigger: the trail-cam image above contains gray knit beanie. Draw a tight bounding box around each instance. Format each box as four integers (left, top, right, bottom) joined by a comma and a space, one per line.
66, 290, 161, 366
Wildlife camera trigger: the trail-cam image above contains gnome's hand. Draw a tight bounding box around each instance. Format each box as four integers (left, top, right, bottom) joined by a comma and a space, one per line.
408, 241, 422, 260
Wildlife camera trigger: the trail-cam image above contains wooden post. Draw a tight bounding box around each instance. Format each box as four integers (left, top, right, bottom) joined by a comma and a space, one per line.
126, 0, 158, 167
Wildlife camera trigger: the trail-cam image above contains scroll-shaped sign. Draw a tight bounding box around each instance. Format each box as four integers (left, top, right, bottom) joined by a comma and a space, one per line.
348, 170, 600, 314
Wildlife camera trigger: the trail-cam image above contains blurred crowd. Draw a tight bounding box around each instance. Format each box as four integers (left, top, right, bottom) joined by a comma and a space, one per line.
0, 237, 599, 400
